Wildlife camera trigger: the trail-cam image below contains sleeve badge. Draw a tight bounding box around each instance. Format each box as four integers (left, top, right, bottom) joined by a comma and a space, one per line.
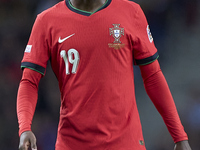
147, 25, 153, 43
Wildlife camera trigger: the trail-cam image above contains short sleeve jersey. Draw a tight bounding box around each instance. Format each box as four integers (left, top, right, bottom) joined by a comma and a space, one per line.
21, 0, 158, 150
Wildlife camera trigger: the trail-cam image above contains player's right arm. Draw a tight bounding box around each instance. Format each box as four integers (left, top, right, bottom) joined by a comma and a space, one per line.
17, 8, 50, 150
17, 68, 42, 150
17, 11, 51, 150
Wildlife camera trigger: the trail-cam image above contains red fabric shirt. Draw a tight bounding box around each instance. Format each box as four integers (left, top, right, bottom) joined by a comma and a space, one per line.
18, 0, 187, 149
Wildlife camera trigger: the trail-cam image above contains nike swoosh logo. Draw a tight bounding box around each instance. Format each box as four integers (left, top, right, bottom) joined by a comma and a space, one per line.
58, 33, 75, 43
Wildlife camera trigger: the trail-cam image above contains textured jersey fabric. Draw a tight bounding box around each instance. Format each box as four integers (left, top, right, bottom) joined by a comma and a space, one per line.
139, 60, 188, 143
20, 0, 161, 149
17, 68, 42, 136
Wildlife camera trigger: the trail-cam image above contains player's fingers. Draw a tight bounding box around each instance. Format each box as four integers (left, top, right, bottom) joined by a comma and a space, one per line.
31, 142, 37, 150
19, 131, 36, 150
30, 134, 37, 150
19, 141, 30, 150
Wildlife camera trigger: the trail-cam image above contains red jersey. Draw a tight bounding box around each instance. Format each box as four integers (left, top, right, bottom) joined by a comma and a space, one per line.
21, 0, 158, 149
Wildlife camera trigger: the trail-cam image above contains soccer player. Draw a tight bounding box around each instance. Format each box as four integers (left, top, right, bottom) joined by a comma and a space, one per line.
17, 0, 192, 150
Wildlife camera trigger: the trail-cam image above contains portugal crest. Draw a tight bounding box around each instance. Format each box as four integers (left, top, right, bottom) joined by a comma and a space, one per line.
109, 24, 125, 49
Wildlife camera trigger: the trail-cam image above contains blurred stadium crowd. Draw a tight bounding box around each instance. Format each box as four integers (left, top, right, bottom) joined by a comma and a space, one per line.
0, 0, 199, 149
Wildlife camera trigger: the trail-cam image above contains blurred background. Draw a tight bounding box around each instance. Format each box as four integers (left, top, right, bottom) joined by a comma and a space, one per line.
0, 0, 199, 149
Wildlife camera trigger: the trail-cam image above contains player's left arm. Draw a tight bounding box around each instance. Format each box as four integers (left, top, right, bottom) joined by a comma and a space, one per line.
139, 60, 191, 150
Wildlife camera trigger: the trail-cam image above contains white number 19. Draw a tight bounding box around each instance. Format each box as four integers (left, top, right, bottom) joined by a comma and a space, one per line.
60, 49, 80, 75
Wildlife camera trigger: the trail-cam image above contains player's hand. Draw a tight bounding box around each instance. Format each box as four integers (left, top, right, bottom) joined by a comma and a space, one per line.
19, 131, 37, 150
174, 140, 191, 150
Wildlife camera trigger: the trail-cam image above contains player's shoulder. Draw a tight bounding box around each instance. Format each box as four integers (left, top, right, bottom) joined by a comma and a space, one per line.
37, 1, 66, 20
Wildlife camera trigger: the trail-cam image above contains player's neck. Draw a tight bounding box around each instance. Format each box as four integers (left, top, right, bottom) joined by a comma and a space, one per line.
69, 0, 107, 13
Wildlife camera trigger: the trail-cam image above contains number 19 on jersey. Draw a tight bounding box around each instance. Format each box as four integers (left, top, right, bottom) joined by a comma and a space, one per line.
60, 49, 80, 75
